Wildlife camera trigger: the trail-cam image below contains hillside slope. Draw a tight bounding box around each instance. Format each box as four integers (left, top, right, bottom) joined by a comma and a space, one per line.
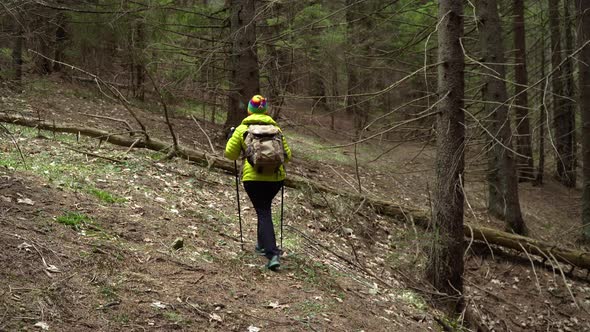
0, 81, 435, 331
1, 79, 590, 331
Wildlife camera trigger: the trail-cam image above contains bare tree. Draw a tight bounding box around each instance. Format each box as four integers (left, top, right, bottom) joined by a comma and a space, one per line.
577, 0, 590, 241
513, 0, 534, 181
477, 0, 527, 235
425, 0, 465, 313
225, 0, 260, 131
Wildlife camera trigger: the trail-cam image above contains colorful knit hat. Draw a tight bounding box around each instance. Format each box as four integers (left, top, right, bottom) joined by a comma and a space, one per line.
247, 95, 267, 114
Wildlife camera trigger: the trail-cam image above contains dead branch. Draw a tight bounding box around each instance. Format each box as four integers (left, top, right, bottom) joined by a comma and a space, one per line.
0, 123, 27, 169
81, 113, 134, 133
191, 115, 217, 154
146, 71, 179, 153
27, 50, 149, 140
62, 145, 124, 164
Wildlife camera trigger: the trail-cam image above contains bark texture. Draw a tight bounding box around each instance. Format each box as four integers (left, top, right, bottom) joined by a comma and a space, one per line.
133, 19, 146, 101
225, 0, 260, 131
477, 0, 527, 234
12, 20, 24, 90
537, 28, 547, 185
577, 0, 590, 241
549, 0, 576, 187
513, 0, 534, 180
562, 0, 577, 186
425, 0, 465, 313
53, 13, 67, 72
345, 0, 369, 136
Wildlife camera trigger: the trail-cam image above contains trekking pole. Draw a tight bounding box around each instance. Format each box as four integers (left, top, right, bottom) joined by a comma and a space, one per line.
234, 160, 244, 250
229, 127, 244, 250
280, 182, 284, 254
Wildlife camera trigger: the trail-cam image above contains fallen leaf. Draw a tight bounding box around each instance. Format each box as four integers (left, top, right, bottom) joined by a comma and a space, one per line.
209, 313, 222, 322
17, 242, 33, 251
17, 198, 35, 206
151, 301, 167, 309
34, 322, 49, 330
45, 264, 61, 273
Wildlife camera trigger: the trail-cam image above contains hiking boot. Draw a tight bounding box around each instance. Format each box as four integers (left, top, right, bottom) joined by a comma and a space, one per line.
254, 244, 265, 256
266, 255, 280, 271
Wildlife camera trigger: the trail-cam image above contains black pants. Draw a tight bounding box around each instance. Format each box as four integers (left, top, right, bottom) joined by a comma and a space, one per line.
243, 180, 283, 259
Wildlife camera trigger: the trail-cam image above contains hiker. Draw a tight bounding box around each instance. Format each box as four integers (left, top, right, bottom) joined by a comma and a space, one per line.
224, 95, 292, 270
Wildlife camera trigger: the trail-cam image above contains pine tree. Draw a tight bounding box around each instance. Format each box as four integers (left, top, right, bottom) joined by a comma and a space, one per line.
477, 0, 527, 234
225, 0, 261, 131
577, 0, 590, 240
426, 0, 465, 313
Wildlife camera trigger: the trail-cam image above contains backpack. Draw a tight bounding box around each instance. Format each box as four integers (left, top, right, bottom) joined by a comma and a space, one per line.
243, 124, 285, 174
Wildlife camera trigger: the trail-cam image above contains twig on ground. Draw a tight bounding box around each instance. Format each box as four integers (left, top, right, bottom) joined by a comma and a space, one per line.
62, 145, 123, 163
547, 251, 579, 308
81, 113, 134, 133
125, 138, 141, 154
517, 242, 542, 294
353, 144, 362, 194
146, 70, 179, 153
463, 278, 520, 310
0, 123, 27, 169
327, 165, 358, 193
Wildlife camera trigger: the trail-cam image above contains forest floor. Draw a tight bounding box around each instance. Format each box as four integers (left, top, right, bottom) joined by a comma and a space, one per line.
0, 77, 589, 331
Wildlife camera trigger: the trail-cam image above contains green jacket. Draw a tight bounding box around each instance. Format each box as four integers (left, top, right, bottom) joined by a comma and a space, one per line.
224, 113, 292, 182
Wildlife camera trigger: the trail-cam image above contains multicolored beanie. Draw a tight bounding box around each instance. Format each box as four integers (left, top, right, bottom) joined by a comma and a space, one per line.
247, 95, 267, 114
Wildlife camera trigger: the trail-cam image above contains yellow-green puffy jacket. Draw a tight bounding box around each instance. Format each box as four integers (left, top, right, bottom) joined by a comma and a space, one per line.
224, 113, 292, 182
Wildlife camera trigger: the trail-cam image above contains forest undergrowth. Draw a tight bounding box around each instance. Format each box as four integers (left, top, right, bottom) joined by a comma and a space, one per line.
0, 79, 589, 331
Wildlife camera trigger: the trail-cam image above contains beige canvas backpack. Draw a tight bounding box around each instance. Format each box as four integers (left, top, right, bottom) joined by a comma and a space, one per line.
243, 124, 285, 174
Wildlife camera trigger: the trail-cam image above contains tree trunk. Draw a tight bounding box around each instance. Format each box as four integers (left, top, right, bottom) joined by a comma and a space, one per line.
537, 32, 547, 185
12, 20, 24, 91
36, 37, 52, 75
425, 0, 465, 314
549, 0, 576, 187
53, 13, 67, 72
345, 0, 368, 137
134, 19, 146, 102
562, 0, 577, 186
577, 0, 590, 241
225, 0, 260, 131
513, 0, 534, 181
477, 0, 527, 235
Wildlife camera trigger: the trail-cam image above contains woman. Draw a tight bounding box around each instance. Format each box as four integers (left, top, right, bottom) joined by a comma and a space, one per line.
224, 95, 292, 270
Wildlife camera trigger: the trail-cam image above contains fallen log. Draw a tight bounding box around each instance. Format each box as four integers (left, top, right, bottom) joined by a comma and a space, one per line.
0, 112, 236, 174
467, 225, 590, 271
1, 112, 589, 271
